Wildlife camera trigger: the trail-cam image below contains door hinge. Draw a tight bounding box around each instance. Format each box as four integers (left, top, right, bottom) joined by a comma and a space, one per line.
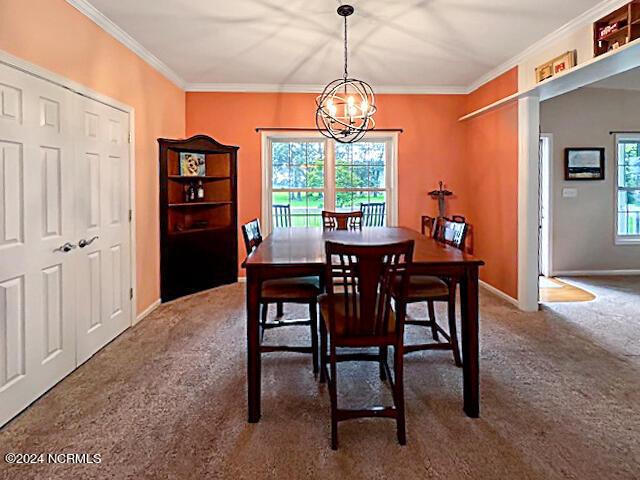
128, 131, 132, 143
129, 209, 132, 222
130, 288, 133, 300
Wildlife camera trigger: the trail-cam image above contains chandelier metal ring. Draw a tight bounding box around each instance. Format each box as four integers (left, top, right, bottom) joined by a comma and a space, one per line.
315, 5, 376, 144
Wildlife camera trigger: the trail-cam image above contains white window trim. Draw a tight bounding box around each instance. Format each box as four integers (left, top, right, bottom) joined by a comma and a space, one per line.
261, 131, 399, 234
614, 133, 640, 245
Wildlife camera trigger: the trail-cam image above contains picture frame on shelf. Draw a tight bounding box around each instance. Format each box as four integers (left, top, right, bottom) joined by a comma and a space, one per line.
564, 148, 605, 181
179, 152, 206, 176
535, 50, 577, 83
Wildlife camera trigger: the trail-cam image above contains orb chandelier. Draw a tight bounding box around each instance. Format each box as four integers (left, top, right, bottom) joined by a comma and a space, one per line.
316, 4, 377, 144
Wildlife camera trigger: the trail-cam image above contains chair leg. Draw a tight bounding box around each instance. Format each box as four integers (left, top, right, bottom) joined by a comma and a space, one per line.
427, 301, 440, 341
260, 302, 268, 341
276, 302, 284, 318
319, 316, 327, 384
394, 345, 407, 445
309, 301, 319, 375
448, 286, 463, 368
329, 344, 339, 450
379, 346, 388, 381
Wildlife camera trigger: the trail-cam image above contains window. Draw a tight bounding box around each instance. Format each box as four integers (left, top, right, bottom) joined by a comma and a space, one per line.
616, 135, 640, 244
262, 132, 397, 233
271, 140, 325, 228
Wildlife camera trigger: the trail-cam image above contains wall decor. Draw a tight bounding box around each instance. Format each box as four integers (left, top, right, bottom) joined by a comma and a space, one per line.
564, 148, 605, 180
535, 51, 577, 83
179, 152, 206, 176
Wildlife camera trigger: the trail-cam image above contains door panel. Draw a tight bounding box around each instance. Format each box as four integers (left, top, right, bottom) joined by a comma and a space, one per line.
75, 96, 131, 365
0, 63, 76, 427
0, 62, 132, 427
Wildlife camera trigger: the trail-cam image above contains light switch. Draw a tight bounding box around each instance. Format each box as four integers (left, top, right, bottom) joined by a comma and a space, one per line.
562, 188, 578, 198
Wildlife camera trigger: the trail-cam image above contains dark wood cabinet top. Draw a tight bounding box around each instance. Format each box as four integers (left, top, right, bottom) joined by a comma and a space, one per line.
244, 227, 484, 267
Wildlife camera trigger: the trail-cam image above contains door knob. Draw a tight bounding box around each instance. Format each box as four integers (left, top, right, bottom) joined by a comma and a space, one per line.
78, 236, 99, 248
55, 242, 77, 253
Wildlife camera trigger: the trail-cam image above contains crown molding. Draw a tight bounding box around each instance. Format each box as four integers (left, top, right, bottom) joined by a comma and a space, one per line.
66, 0, 630, 96
467, 0, 630, 93
65, 0, 185, 89
185, 82, 468, 94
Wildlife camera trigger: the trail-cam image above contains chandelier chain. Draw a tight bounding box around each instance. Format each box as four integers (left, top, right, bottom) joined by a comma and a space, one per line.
343, 14, 348, 80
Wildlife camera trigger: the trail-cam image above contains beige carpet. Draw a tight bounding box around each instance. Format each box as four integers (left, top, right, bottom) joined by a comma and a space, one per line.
1, 277, 639, 479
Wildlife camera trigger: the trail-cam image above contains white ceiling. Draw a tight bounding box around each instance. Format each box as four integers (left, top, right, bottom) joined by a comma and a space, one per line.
84, 0, 604, 90
590, 66, 640, 91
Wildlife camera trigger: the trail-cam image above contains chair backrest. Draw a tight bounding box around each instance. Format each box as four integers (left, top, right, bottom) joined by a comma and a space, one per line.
360, 202, 386, 227
241, 219, 262, 255
324, 240, 414, 340
272, 204, 291, 228
322, 211, 363, 231
433, 216, 468, 250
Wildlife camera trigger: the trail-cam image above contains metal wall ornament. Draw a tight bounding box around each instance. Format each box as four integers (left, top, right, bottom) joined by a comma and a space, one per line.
316, 4, 377, 144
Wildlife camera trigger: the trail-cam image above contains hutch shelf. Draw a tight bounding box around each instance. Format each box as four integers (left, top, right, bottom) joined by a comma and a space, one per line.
158, 135, 239, 302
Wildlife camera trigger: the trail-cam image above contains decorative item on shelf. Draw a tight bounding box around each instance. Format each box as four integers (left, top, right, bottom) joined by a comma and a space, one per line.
564, 148, 605, 181
191, 220, 209, 230
428, 181, 453, 218
535, 51, 577, 83
315, 4, 376, 144
196, 180, 205, 200
184, 182, 196, 202
179, 152, 206, 176
598, 21, 626, 40
593, 1, 640, 58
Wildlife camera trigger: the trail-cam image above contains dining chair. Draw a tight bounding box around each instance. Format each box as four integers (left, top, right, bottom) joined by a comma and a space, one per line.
319, 240, 414, 449
272, 204, 292, 228
401, 217, 469, 366
360, 202, 386, 227
241, 219, 320, 374
322, 210, 363, 230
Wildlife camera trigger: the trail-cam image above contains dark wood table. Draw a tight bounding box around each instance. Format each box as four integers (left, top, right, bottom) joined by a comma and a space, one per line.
243, 227, 485, 422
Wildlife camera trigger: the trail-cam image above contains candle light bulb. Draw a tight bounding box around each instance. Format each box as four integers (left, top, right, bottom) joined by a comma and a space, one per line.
360, 99, 368, 115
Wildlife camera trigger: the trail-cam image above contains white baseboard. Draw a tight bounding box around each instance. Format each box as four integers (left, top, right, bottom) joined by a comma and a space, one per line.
135, 299, 161, 325
554, 269, 640, 277
237, 276, 246, 283
479, 280, 520, 307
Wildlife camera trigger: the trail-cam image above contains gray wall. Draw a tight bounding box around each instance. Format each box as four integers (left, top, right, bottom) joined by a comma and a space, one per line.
540, 87, 640, 273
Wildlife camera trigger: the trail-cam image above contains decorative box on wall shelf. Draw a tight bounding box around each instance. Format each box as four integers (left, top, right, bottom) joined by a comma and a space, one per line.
593, 0, 640, 57
158, 135, 239, 302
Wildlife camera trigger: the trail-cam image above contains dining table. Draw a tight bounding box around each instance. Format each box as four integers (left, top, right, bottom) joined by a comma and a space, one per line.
242, 226, 485, 422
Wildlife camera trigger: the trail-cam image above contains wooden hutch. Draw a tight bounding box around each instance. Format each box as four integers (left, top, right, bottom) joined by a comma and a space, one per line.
158, 135, 238, 302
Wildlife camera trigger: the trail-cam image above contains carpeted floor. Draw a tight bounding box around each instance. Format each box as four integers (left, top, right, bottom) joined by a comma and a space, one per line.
1, 277, 639, 479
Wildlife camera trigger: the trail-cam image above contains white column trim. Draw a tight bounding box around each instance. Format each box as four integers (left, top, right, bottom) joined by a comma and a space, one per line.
518, 95, 541, 312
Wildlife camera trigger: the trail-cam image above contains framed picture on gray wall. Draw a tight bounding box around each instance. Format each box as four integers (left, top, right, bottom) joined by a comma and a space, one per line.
564, 148, 605, 180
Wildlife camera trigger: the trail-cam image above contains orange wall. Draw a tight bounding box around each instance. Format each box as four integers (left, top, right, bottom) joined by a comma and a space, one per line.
186, 92, 469, 267
0, 0, 520, 304
0, 0, 185, 314
463, 69, 519, 298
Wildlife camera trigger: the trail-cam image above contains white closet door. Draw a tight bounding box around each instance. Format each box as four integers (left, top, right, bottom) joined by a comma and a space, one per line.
0, 63, 76, 426
74, 96, 131, 365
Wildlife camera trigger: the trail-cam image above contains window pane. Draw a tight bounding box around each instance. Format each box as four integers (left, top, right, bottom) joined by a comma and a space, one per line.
336, 191, 354, 211
617, 139, 640, 237
272, 192, 323, 228
336, 165, 352, 189
272, 141, 325, 190
290, 143, 305, 165
369, 164, 385, 188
